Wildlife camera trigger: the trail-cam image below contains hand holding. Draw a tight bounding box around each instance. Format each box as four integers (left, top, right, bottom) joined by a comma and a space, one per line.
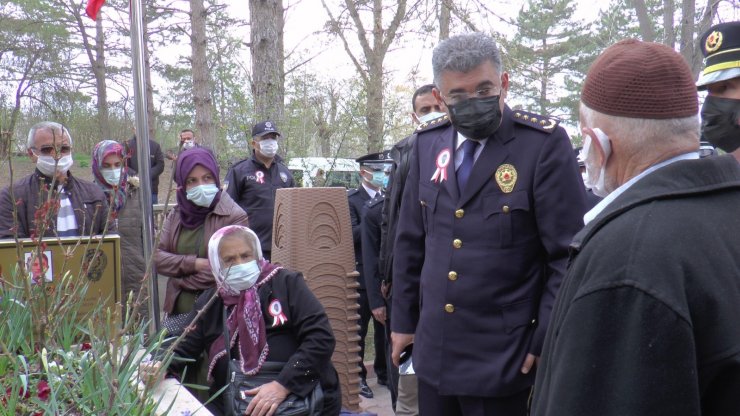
244, 381, 290, 416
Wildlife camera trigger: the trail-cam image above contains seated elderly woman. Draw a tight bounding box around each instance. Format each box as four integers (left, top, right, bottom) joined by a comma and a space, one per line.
165, 225, 341, 415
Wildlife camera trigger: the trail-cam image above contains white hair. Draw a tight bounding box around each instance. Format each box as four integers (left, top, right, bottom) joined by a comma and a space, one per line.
26, 121, 73, 150
579, 103, 699, 156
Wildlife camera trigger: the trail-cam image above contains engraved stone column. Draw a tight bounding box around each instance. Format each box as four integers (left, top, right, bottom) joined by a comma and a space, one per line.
272, 187, 362, 411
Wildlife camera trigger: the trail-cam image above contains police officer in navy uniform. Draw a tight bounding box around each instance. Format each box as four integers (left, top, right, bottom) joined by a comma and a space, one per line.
348, 152, 390, 398
696, 21, 740, 162
224, 120, 295, 260
391, 32, 587, 416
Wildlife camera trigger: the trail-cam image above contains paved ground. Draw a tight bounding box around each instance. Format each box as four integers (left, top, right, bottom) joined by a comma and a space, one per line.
358, 363, 395, 416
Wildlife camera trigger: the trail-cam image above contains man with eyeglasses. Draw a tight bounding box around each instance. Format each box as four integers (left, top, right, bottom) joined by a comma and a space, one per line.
391, 33, 587, 416
0, 121, 109, 239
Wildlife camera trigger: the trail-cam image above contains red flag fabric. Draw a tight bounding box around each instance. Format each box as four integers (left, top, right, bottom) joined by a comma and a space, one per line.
85, 0, 105, 20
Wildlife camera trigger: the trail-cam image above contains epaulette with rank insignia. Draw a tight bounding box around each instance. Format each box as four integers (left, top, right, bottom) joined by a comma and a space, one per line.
347, 188, 359, 196
416, 113, 451, 133
512, 110, 559, 133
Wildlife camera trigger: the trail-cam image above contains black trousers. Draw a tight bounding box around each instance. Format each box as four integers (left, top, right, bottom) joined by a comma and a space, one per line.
418, 377, 530, 416
357, 288, 387, 381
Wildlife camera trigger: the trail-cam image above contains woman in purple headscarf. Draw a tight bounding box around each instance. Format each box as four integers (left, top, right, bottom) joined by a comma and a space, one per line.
155, 148, 249, 333
164, 225, 340, 416
92, 140, 146, 316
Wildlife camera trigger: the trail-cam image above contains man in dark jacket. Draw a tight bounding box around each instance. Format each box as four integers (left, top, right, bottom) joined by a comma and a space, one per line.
391, 33, 587, 416
126, 135, 165, 203
224, 121, 294, 260
349, 151, 391, 399
532, 40, 740, 416
0, 121, 109, 238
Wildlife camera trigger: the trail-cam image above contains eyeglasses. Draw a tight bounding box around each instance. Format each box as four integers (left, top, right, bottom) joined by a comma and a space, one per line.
33, 145, 72, 156
442, 87, 499, 105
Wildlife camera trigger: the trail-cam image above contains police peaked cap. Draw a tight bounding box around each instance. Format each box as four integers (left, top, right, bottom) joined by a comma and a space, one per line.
697, 21, 740, 89
356, 150, 393, 170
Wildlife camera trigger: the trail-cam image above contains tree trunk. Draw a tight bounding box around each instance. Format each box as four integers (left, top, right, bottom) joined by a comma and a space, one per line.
190, 0, 216, 150
71, 3, 110, 139
439, 0, 450, 41
143, 12, 156, 141
663, 0, 675, 46
689, 0, 720, 76
94, 15, 110, 139
250, 0, 285, 127
678, 0, 696, 71
631, 0, 656, 41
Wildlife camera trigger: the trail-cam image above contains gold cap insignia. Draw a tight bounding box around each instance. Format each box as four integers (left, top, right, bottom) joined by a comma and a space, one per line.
495, 164, 517, 193
705, 30, 723, 53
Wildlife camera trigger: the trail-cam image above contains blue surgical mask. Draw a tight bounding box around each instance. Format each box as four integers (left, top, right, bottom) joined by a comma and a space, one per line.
101, 168, 121, 186
224, 260, 261, 292
371, 171, 385, 188
418, 111, 446, 124
382, 175, 389, 189
186, 183, 219, 207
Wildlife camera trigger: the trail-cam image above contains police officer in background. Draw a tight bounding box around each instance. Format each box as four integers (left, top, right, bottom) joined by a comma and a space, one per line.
359, 152, 395, 405
225, 120, 294, 260
391, 32, 587, 416
348, 152, 390, 399
696, 21, 740, 161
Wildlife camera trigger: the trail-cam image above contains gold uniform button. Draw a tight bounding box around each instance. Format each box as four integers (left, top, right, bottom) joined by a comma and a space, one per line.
502, 205, 510, 214
453, 239, 462, 249
445, 304, 455, 313
448, 271, 458, 281
455, 209, 464, 218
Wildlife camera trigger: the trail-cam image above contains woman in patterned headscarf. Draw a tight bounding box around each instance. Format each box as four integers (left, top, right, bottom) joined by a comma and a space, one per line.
92, 140, 146, 317
165, 225, 341, 416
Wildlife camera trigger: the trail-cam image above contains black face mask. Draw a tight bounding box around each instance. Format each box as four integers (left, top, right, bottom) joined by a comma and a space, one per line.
701, 95, 740, 152
447, 95, 502, 140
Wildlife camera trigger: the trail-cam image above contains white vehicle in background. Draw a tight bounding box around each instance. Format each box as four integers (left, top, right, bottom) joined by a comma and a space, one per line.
287, 157, 360, 188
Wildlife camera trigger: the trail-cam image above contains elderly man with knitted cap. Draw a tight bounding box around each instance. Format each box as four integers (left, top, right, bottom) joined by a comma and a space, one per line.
697, 21, 740, 161
530, 40, 740, 416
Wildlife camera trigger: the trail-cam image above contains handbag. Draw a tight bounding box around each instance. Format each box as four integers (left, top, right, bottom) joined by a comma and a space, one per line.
221, 308, 324, 416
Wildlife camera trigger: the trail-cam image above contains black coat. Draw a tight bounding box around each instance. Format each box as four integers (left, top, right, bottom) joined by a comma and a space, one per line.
532, 155, 740, 416
224, 154, 294, 257
361, 194, 386, 310
168, 268, 341, 415
126, 137, 165, 192
347, 185, 372, 290
392, 107, 587, 397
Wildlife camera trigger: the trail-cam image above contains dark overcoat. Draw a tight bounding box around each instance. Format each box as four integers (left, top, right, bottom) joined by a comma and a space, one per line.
532, 155, 740, 415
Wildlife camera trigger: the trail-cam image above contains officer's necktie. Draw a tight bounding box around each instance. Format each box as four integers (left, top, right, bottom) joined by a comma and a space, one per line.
457, 139, 479, 192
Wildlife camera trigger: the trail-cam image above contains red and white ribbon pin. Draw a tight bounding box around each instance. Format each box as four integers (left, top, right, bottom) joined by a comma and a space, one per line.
431, 148, 451, 183
255, 171, 265, 184
269, 299, 288, 327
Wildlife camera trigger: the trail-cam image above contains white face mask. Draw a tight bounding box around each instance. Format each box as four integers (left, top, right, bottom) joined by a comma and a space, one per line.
582, 128, 611, 198
182, 140, 195, 150
36, 154, 73, 178
186, 183, 219, 207
101, 168, 122, 186
224, 260, 261, 292
418, 111, 446, 124
259, 139, 278, 158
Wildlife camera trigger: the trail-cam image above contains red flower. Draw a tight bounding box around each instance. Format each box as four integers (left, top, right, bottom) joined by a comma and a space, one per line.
81, 342, 92, 351
37, 379, 50, 401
